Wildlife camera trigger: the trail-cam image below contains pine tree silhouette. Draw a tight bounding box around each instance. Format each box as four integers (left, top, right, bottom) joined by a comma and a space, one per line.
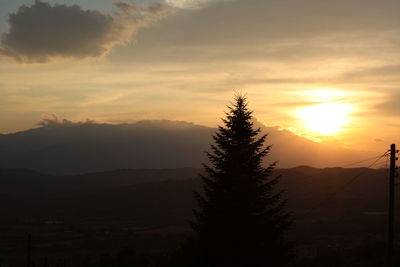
187, 94, 293, 267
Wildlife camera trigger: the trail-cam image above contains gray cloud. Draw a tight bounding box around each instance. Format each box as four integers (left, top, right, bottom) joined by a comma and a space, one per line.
109, 0, 400, 69
0, 1, 169, 63
114, 2, 169, 15
113, 2, 140, 14
144, 0, 400, 45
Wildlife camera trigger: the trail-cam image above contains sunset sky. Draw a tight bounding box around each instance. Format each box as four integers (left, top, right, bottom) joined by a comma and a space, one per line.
0, 0, 399, 153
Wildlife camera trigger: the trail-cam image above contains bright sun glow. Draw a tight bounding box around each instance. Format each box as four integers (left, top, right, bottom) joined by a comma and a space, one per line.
297, 103, 352, 136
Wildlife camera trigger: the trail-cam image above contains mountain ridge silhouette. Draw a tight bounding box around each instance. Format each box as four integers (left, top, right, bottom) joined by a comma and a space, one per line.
0, 119, 372, 175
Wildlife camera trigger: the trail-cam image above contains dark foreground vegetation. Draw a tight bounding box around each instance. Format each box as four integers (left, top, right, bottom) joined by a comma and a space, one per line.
0, 166, 398, 266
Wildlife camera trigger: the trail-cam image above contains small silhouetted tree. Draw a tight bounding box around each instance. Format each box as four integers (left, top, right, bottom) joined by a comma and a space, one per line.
186, 94, 293, 267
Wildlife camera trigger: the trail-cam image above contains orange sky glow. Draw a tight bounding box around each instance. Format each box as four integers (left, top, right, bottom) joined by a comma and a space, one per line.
0, 0, 399, 154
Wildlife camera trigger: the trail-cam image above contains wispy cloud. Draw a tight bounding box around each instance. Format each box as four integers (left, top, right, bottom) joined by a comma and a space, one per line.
38, 113, 95, 127
164, 0, 230, 9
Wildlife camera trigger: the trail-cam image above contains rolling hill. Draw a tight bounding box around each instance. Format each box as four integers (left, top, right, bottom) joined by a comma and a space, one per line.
0, 166, 392, 266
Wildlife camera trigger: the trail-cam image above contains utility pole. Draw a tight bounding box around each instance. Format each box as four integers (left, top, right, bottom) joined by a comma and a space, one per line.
388, 144, 397, 267
27, 234, 31, 267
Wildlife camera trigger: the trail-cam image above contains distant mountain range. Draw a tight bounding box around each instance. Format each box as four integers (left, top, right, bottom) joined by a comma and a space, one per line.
0, 120, 372, 175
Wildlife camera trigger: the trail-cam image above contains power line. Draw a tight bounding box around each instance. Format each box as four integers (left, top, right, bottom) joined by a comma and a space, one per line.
296, 152, 388, 220
342, 154, 389, 168
290, 153, 389, 198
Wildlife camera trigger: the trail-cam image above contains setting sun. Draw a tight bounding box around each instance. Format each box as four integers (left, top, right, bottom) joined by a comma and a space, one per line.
297, 103, 353, 136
